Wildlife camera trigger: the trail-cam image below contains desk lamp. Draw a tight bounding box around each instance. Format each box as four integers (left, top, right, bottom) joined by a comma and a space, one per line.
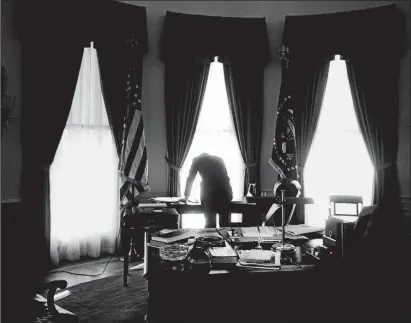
269, 178, 314, 264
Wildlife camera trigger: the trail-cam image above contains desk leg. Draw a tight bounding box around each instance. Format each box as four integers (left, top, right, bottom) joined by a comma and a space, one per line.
123, 227, 130, 287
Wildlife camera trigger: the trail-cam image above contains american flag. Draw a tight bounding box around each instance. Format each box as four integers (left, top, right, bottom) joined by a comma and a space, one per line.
119, 55, 149, 210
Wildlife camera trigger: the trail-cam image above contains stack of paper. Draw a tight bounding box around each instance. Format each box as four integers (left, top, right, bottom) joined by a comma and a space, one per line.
208, 241, 238, 264
150, 197, 182, 203
150, 228, 221, 247
277, 224, 324, 235
238, 250, 274, 263
241, 226, 280, 238
236, 227, 308, 242
138, 203, 167, 208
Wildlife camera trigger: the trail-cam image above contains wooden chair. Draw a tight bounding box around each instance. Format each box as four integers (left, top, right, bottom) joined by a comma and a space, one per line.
34, 280, 78, 323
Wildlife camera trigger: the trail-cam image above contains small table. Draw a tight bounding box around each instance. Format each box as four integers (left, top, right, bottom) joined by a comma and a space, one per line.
122, 207, 179, 286
167, 199, 260, 226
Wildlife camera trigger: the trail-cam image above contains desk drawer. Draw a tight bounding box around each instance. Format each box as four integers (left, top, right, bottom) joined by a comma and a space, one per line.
127, 208, 179, 228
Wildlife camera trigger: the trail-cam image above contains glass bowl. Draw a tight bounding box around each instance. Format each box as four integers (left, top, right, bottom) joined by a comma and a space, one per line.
159, 244, 190, 262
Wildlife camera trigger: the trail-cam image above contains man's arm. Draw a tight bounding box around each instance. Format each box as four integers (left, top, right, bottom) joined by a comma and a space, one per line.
184, 160, 198, 198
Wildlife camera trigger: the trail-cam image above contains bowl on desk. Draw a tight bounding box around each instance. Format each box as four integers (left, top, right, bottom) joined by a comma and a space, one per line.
159, 244, 190, 272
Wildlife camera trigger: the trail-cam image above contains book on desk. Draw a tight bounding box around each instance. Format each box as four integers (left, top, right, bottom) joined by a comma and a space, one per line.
230, 226, 310, 242
150, 228, 221, 247
150, 229, 238, 264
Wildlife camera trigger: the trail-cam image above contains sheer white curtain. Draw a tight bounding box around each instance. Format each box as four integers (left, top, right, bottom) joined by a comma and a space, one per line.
304, 55, 374, 226
179, 60, 244, 228
50, 46, 119, 266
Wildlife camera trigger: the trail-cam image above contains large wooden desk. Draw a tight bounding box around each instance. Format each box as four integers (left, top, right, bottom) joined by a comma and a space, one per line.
167, 199, 262, 227
145, 228, 327, 323
144, 230, 411, 323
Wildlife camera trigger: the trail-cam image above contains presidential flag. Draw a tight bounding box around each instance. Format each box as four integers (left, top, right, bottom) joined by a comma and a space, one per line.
119, 58, 149, 210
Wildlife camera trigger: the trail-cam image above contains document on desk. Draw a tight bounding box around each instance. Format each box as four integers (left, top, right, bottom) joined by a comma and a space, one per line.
240, 227, 308, 241
138, 203, 167, 208
241, 226, 279, 238
150, 197, 182, 203
238, 250, 274, 263
277, 224, 324, 236
151, 228, 221, 245
237, 250, 280, 269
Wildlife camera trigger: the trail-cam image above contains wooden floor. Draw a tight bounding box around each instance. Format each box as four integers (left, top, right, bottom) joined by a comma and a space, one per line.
46, 256, 144, 288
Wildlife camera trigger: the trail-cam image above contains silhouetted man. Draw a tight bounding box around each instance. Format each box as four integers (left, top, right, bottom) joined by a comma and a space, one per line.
183, 153, 233, 228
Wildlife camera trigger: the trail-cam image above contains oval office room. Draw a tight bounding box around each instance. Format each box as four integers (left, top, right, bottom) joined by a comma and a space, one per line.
1, 1, 410, 322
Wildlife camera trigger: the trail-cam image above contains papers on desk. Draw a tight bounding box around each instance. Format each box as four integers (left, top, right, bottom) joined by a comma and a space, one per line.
237, 250, 280, 270
242, 227, 279, 238
150, 197, 182, 203
277, 224, 324, 236
239, 227, 307, 241
138, 203, 167, 208
238, 250, 274, 263
150, 228, 221, 247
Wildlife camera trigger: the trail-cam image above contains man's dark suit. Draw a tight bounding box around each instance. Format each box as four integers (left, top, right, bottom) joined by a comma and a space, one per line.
184, 153, 233, 228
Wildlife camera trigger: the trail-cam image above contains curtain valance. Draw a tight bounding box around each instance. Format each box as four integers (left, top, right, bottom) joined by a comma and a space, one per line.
161, 11, 270, 64
14, 0, 149, 55
281, 4, 407, 61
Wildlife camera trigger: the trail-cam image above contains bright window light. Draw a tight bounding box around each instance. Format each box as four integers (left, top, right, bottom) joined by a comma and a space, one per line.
304, 55, 374, 226
179, 59, 245, 228
50, 47, 119, 265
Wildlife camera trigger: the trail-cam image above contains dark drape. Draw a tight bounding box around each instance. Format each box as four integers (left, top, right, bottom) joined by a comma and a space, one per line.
164, 58, 211, 196
16, 1, 90, 273
270, 55, 329, 224
346, 57, 403, 233
271, 4, 406, 224
222, 60, 264, 196
292, 58, 330, 223
161, 12, 270, 197
95, 41, 128, 155
94, 2, 149, 256
95, 1, 149, 155
161, 11, 270, 64
16, 0, 150, 258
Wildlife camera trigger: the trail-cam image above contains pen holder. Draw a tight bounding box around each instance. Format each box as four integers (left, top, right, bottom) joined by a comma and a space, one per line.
159, 244, 189, 272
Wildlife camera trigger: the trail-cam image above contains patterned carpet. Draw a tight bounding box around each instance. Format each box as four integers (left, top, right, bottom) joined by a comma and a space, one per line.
56, 272, 148, 323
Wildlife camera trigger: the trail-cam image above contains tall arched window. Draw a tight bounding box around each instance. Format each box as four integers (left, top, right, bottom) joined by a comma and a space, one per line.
179, 58, 244, 228
304, 55, 374, 225
50, 45, 119, 265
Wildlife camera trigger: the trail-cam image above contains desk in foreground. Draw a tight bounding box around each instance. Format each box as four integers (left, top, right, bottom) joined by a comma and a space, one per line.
145, 228, 324, 323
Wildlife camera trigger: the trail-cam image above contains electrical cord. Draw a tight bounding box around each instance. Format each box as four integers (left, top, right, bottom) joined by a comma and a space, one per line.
49, 227, 129, 277
49, 254, 116, 277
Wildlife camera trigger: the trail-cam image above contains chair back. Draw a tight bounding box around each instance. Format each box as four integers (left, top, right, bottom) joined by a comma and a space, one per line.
329, 195, 363, 216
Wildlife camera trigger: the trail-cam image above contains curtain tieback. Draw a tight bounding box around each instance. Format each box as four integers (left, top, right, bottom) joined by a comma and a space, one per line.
244, 162, 257, 169
165, 156, 181, 172
376, 163, 393, 171
120, 174, 151, 188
